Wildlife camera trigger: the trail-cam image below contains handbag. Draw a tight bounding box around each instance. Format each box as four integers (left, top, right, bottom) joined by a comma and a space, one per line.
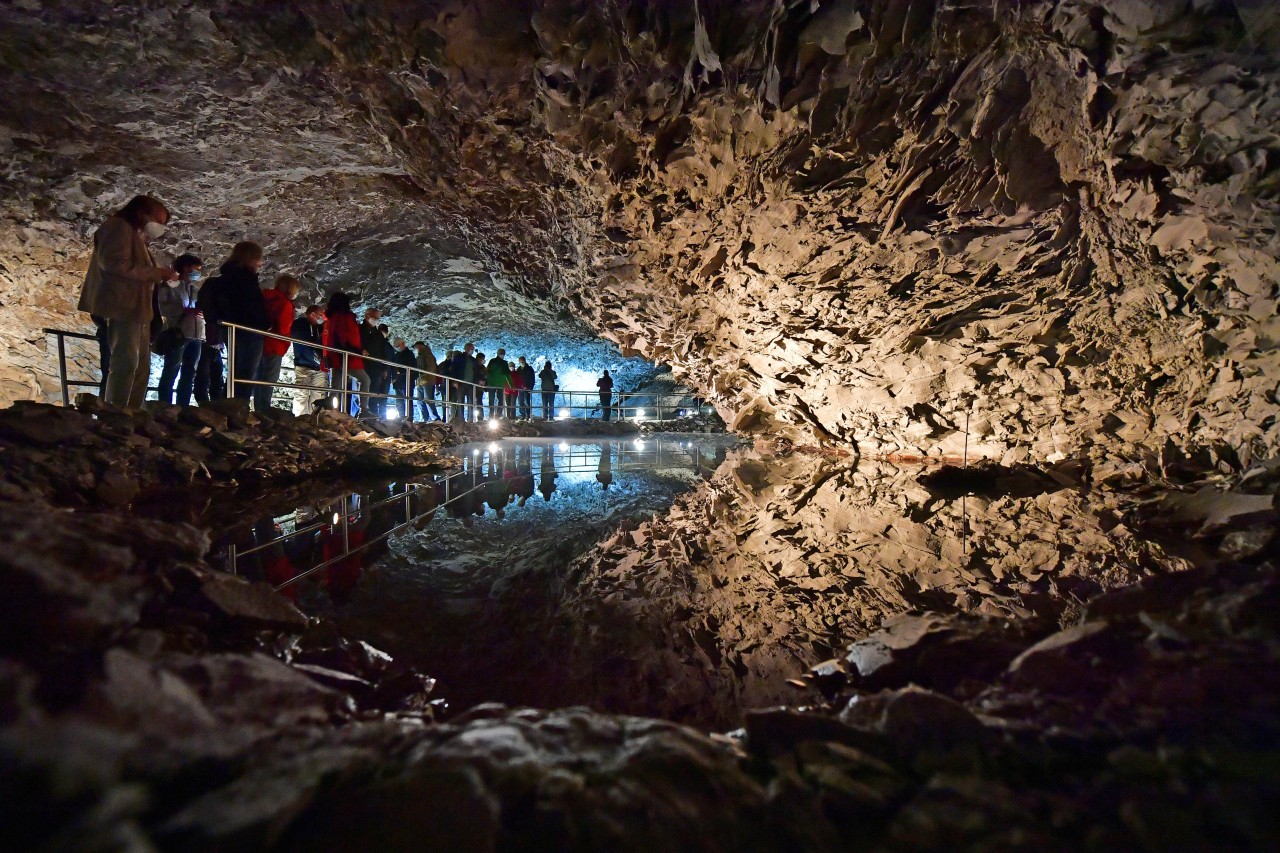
151, 326, 186, 356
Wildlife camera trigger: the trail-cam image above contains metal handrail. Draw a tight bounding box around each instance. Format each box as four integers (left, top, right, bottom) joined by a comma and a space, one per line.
220, 321, 694, 422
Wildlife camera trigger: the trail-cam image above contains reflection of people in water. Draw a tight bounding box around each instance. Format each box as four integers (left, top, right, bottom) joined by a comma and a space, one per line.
323, 495, 369, 605
513, 444, 535, 506
596, 441, 614, 490
538, 446, 558, 501
484, 452, 511, 519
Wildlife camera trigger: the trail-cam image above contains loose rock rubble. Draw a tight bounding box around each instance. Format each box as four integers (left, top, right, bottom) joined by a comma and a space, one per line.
0, 398, 456, 506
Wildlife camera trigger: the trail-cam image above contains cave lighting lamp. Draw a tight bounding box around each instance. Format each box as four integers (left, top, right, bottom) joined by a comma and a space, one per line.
559, 408, 571, 420
635, 408, 646, 420
385, 407, 399, 421
488, 419, 500, 431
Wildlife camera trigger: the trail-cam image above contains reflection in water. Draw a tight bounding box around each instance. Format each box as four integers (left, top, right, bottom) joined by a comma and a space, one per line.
210, 440, 1182, 730
213, 437, 735, 718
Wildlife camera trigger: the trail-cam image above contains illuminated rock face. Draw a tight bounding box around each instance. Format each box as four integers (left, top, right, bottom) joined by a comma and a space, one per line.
3, 1, 1278, 461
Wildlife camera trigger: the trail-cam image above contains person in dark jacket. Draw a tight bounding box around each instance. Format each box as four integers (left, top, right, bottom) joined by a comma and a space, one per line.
291, 304, 326, 414
473, 353, 488, 420
539, 360, 558, 420
486, 348, 510, 419
458, 342, 479, 421
449, 344, 477, 422
205, 241, 269, 402
360, 309, 390, 416
597, 370, 614, 421
194, 268, 227, 404
390, 337, 417, 420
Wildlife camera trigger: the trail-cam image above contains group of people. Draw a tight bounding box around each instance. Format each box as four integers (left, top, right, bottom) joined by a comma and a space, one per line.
78, 195, 622, 421
316, 309, 575, 424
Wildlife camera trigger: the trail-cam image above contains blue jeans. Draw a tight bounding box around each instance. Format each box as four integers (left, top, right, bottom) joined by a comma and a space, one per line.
158, 338, 203, 406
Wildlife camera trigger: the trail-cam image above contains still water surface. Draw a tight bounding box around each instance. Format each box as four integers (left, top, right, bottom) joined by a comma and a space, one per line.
207, 436, 737, 716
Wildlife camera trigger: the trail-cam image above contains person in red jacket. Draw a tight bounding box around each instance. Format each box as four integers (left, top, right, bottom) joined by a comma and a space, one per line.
322, 291, 369, 415
257, 274, 300, 412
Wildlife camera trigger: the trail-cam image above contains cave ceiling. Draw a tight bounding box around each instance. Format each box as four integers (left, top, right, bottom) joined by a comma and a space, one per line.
1, 0, 1278, 462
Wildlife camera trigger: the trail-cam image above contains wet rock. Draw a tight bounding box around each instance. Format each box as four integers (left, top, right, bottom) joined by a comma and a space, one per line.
1006, 621, 1116, 692
173, 653, 355, 727
199, 575, 310, 632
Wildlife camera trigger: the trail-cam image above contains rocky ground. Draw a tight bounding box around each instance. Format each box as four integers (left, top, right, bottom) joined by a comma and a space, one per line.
1, 402, 1278, 850
0, 398, 457, 507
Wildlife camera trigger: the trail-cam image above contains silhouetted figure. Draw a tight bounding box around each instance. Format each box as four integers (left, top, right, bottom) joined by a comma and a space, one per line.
205, 241, 269, 403
391, 337, 416, 420
77, 195, 178, 407
596, 442, 614, 490
360, 310, 390, 417
413, 341, 441, 421
597, 370, 614, 421
538, 446, 558, 501
195, 268, 227, 403
539, 361, 557, 419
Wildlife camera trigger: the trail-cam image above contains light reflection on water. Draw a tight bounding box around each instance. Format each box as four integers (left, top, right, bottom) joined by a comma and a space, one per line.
212, 436, 736, 713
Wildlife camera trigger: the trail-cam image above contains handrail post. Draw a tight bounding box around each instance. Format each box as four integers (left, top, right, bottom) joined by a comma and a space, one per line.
341, 351, 350, 416
55, 332, 70, 407
226, 324, 237, 400
444, 377, 451, 422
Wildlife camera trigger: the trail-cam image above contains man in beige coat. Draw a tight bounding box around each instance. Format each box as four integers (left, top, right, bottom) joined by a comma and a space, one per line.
77, 195, 178, 407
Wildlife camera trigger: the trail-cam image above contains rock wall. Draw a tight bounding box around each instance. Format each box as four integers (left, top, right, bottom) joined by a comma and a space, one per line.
3, 1, 1279, 462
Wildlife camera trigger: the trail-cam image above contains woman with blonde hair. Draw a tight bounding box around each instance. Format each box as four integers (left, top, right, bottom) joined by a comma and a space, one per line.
202, 240, 270, 402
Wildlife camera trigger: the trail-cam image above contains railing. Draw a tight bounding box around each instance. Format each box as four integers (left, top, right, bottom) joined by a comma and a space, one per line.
221, 321, 700, 423
45, 321, 707, 423
44, 326, 168, 405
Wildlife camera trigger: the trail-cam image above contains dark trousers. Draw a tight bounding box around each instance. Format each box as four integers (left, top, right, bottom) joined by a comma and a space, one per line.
255, 354, 282, 412
91, 314, 110, 396
232, 333, 263, 401
600, 393, 612, 420
195, 345, 225, 403
518, 389, 532, 420
158, 338, 203, 406
541, 391, 555, 419
367, 367, 387, 416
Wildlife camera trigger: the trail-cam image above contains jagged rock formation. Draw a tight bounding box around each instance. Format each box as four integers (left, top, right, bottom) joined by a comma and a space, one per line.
3, 1, 1278, 461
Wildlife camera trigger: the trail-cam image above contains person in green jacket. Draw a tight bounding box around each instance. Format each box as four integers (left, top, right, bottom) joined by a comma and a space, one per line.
486, 347, 511, 419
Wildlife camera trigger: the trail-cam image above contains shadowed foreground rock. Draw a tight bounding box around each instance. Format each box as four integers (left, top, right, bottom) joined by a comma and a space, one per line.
0, 399, 456, 506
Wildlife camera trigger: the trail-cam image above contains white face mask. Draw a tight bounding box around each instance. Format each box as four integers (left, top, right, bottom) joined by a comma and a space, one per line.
143, 220, 167, 239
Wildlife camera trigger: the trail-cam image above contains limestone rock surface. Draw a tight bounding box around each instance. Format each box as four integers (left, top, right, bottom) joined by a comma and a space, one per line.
2, 1, 1277, 462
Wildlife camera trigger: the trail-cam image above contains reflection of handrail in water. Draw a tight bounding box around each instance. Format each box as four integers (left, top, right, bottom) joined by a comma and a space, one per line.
228, 443, 720, 590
